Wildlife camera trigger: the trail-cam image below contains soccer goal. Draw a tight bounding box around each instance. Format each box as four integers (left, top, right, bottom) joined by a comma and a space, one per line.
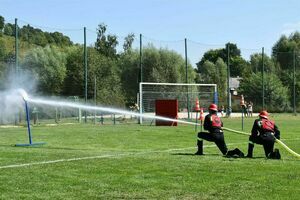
139, 82, 218, 124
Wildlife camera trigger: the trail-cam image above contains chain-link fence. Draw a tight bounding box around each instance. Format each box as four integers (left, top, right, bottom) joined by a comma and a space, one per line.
1, 18, 299, 126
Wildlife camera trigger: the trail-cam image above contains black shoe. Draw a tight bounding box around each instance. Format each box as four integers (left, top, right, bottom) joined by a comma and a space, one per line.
226, 150, 234, 157
274, 149, 281, 159
234, 148, 244, 158
226, 148, 244, 158
194, 151, 204, 155
268, 149, 281, 159
246, 154, 253, 158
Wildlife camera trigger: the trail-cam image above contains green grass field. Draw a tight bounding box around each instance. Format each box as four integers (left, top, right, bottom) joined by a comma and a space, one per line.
0, 115, 299, 199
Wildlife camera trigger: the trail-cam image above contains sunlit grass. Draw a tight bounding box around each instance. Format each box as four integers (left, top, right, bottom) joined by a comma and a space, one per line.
0, 115, 299, 199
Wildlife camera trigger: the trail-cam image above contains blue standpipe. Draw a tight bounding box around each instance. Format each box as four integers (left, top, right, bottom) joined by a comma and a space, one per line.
25, 101, 33, 144
15, 99, 46, 147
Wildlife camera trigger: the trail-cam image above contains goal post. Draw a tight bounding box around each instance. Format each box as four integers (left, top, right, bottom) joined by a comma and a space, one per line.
139, 82, 218, 124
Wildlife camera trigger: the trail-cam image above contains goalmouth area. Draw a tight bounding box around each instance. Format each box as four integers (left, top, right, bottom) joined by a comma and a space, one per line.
139, 82, 218, 124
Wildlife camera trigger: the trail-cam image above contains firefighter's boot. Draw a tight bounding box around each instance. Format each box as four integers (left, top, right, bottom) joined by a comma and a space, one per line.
195, 140, 203, 155
246, 143, 254, 158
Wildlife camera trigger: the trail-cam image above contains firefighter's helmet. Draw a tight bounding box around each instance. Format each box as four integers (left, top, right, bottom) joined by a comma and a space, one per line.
209, 103, 218, 111
259, 110, 269, 119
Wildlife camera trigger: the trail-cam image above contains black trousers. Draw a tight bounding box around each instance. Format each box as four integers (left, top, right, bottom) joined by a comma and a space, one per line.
198, 132, 228, 155
249, 133, 275, 157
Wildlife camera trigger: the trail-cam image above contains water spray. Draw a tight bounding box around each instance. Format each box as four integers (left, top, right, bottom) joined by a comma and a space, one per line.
17, 90, 300, 158
17, 89, 29, 101
27, 97, 200, 127
15, 89, 46, 147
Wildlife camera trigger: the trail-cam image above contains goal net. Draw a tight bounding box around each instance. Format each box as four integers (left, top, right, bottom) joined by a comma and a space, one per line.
139, 82, 218, 124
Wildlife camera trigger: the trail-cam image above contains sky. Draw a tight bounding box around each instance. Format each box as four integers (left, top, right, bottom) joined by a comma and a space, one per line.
1, 0, 300, 66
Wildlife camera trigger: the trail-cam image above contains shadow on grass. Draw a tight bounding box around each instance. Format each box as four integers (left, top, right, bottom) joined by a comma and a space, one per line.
171, 153, 271, 159
243, 156, 265, 159
0, 144, 17, 148
171, 153, 220, 156
171, 153, 299, 161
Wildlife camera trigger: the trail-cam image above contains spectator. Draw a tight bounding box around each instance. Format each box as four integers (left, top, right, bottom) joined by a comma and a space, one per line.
220, 105, 225, 117
248, 101, 253, 117
240, 95, 247, 117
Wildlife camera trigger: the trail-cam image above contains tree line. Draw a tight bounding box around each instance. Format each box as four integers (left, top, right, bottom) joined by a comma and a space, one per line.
0, 17, 195, 108
196, 36, 300, 112
0, 15, 299, 111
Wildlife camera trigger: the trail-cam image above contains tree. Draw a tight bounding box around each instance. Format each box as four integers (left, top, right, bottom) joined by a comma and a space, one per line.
142, 45, 195, 83
62, 46, 84, 97
0, 38, 6, 89
224, 43, 241, 58
88, 48, 125, 106
49, 31, 72, 46
272, 32, 300, 71
19, 25, 72, 47
196, 42, 249, 77
0, 15, 4, 33
3, 23, 14, 36
230, 56, 250, 77
215, 58, 227, 102
123, 33, 135, 52
197, 49, 222, 72
22, 46, 67, 95
64, 46, 126, 106
199, 60, 215, 83
95, 23, 118, 58
197, 58, 227, 103
119, 49, 140, 105
278, 70, 300, 109
250, 53, 277, 74
271, 32, 300, 108
0, 38, 12, 90
118, 45, 196, 106
239, 73, 290, 112
0, 38, 5, 60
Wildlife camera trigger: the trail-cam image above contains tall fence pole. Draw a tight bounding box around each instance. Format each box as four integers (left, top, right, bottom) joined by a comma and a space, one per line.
293, 50, 296, 115
84, 27, 87, 123
15, 18, 19, 77
185, 38, 190, 119
226, 44, 231, 116
262, 47, 265, 110
140, 34, 143, 83
139, 34, 143, 124
94, 76, 97, 124
15, 18, 19, 125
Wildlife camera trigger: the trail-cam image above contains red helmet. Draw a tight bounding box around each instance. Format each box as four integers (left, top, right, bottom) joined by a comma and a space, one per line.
209, 103, 218, 111
259, 110, 269, 119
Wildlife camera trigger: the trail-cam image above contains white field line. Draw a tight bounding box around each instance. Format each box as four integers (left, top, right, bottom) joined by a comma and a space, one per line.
1, 139, 299, 170
281, 138, 300, 141
0, 142, 246, 170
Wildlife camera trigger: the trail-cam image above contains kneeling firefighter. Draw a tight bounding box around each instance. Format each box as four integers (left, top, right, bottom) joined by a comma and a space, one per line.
195, 104, 228, 155
246, 110, 281, 159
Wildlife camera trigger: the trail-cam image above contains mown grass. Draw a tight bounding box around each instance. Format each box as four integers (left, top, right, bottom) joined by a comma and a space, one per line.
0, 114, 299, 199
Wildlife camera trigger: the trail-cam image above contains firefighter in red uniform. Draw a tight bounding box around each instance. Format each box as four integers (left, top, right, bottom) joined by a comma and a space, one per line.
195, 104, 228, 155
246, 110, 281, 158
